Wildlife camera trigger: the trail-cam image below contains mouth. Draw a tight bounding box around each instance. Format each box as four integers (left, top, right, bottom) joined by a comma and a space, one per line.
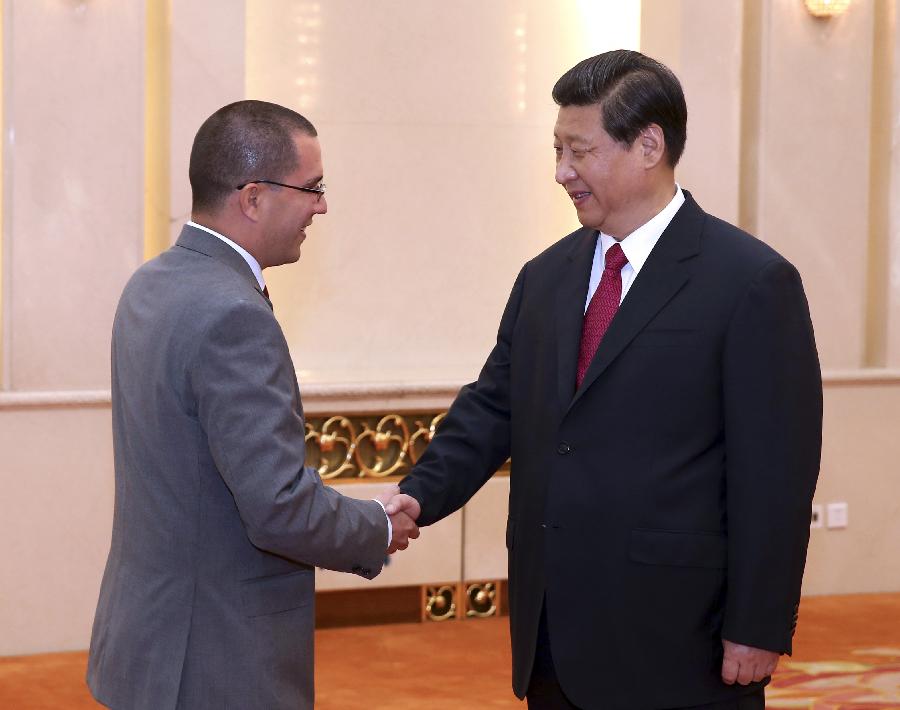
568, 190, 591, 206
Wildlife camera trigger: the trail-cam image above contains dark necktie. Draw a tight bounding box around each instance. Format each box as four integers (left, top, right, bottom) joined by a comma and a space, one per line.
576, 242, 628, 389
263, 285, 270, 300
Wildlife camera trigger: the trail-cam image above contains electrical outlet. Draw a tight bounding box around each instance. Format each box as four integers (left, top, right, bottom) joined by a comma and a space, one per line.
826, 502, 848, 529
810, 503, 824, 529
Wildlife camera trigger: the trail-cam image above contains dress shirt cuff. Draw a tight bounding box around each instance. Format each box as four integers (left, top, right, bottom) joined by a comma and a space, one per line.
372, 499, 392, 548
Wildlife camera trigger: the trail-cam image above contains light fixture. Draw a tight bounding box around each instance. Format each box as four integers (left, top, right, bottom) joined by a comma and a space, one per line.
804, 0, 852, 18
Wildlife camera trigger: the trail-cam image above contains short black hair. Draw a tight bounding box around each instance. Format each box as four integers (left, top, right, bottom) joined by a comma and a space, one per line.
552, 50, 687, 167
189, 100, 317, 212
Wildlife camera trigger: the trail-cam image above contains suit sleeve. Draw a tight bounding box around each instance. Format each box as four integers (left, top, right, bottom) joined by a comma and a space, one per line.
399, 266, 526, 526
190, 299, 388, 579
721, 258, 822, 654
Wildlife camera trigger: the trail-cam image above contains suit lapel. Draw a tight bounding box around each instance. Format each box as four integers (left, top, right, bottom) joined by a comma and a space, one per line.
556, 228, 599, 414
565, 193, 705, 415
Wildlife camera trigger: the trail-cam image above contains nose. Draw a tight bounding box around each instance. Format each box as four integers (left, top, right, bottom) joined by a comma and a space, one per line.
555, 155, 575, 186
316, 195, 328, 215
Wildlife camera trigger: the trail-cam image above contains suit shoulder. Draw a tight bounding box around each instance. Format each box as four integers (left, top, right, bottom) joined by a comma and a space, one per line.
142, 244, 261, 296
118, 245, 273, 337
702, 215, 782, 262
525, 225, 594, 271
700, 214, 797, 278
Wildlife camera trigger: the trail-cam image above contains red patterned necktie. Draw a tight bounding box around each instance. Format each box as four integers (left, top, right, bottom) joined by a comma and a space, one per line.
576, 242, 628, 388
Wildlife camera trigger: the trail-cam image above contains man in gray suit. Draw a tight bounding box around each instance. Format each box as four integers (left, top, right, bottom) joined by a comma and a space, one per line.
87, 100, 418, 709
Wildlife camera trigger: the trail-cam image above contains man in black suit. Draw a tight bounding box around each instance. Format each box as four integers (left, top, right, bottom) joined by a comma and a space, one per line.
387, 50, 821, 709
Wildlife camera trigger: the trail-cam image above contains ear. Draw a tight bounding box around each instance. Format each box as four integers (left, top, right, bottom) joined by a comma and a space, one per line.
638, 123, 667, 169
237, 183, 263, 222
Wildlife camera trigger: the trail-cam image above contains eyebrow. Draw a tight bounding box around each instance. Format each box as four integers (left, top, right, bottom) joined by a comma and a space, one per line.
553, 132, 591, 145
303, 175, 324, 188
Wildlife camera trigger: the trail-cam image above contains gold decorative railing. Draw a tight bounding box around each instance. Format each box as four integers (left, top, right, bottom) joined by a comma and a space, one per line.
421, 581, 503, 621
309, 410, 508, 623
305, 412, 446, 480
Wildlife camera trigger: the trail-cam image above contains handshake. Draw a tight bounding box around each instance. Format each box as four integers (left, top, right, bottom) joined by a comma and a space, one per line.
376, 486, 423, 554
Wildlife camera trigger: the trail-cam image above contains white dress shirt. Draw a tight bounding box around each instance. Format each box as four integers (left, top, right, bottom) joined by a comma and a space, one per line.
184, 221, 393, 547
187, 221, 267, 292
584, 185, 685, 312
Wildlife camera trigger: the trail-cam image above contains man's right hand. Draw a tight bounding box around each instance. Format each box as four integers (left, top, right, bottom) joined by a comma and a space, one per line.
375, 489, 422, 554
384, 494, 422, 554
385, 493, 421, 520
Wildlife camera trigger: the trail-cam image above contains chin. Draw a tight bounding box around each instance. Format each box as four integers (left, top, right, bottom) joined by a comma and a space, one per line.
577, 216, 602, 231
574, 207, 601, 230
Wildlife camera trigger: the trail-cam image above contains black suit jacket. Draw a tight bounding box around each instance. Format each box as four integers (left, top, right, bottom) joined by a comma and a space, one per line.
400, 192, 821, 709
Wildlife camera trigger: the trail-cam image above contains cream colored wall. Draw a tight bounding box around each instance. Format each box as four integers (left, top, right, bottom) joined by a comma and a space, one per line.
4, 0, 145, 390
0, 404, 114, 655
805, 378, 900, 595
640, 0, 743, 225
244, 0, 640, 385
168, 0, 246, 245
2, 0, 900, 657
751, 1, 875, 370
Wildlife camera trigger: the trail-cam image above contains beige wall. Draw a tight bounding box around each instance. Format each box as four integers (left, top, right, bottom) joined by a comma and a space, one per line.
0, 403, 114, 655
806, 377, 900, 595
168, 0, 246, 245
245, 0, 640, 384
3, 0, 145, 390
641, 0, 744, 225
1, 0, 899, 656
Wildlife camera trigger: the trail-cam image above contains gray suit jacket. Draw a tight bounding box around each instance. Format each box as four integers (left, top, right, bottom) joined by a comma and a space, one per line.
87, 225, 388, 710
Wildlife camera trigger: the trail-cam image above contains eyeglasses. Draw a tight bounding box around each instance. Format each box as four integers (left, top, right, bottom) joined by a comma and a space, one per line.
235, 179, 326, 202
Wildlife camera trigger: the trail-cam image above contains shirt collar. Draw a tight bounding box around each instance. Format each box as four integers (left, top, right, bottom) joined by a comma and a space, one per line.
599, 184, 685, 273
186, 220, 266, 291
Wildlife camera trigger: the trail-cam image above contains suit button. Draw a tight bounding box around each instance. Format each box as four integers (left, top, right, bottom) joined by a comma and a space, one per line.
557, 442, 571, 455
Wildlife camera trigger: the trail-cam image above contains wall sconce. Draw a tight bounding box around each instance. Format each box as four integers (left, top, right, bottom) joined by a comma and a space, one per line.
804, 0, 851, 18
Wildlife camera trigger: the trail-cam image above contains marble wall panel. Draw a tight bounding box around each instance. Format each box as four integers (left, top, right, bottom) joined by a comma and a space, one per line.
0, 405, 114, 656
804, 380, 900, 595
246, 0, 640, 384
168, 0, 246, 244
5, 0, 145, 390
751, 0, 875, 369
640, 0, 743, 225
463, 476, 510, 582
267, 121, 571, 384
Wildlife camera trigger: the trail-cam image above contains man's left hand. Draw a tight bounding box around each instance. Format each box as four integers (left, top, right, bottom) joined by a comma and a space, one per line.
721, 639, 779, 685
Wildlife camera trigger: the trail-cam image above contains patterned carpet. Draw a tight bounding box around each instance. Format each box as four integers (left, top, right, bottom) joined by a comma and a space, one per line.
768, 647, 900, 708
